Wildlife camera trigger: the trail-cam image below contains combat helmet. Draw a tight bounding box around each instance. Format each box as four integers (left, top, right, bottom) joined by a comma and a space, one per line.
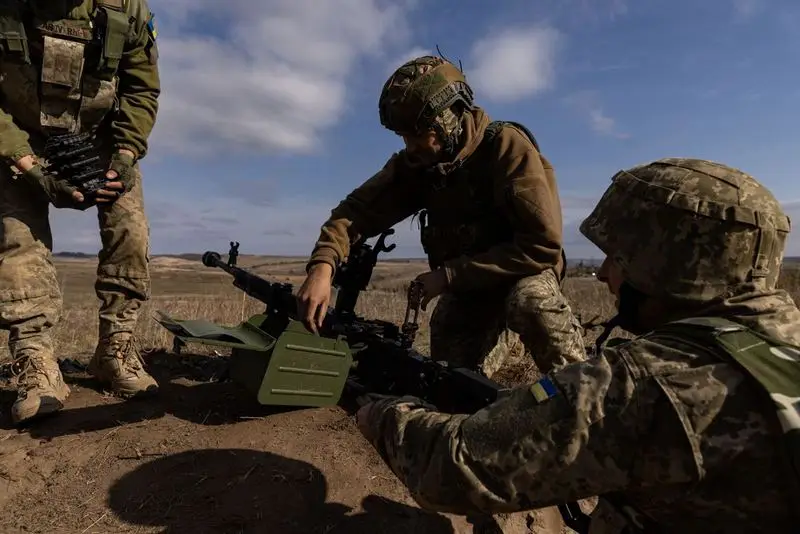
378, 55, 474, 153
580, 158, 792, 303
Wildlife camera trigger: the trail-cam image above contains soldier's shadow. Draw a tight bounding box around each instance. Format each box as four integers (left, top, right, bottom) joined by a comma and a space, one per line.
107, 447, 455, 533
0, 350, 309, 438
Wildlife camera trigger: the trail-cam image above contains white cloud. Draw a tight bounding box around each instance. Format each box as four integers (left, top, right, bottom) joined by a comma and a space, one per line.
563, 90, 629, 139
588, 108, 628, 138
466, 26, 561, 102
732, 0, 764, 20
148, 0, 418, 156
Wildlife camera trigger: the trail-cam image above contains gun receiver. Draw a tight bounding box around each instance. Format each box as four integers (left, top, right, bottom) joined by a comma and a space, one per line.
43, 131, 107, 195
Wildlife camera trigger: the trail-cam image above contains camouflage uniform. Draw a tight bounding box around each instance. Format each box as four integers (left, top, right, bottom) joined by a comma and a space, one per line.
359, 158, 799, 533
0, 0, 160, 424
306, 56, 585, 378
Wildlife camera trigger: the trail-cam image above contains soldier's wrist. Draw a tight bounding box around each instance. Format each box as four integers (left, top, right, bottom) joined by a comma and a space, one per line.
13, 152, 36, 172
308, 261, 334, 278
111, 151, 135, 167
113, 145, 139, 161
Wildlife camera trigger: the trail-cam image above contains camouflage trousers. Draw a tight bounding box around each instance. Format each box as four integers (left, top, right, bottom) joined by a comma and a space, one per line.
0, 161, 150, 365
429, 269, 585, 379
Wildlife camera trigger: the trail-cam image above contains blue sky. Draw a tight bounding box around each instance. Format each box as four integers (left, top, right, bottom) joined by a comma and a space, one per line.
52, 0, 800, 261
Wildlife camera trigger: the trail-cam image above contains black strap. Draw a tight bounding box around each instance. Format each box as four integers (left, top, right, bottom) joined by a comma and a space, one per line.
483, 120, 541, 152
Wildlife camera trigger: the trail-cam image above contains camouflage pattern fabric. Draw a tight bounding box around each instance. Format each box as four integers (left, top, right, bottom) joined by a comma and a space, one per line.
361, 291, 800, 533
659, 315, 800, 490
0, 158, 149, 341
429, 269, 585, 378
580, 158, 791, 302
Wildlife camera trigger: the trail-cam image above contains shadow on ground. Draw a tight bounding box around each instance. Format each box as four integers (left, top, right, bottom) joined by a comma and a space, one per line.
108, 448, 455, 533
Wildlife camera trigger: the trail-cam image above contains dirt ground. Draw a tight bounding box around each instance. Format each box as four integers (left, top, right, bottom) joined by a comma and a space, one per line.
0, 353, 491, 533
2, 255, 796, 533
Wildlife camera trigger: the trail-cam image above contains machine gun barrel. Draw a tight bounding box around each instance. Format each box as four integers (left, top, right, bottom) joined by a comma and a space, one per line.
201, 251, 298, 317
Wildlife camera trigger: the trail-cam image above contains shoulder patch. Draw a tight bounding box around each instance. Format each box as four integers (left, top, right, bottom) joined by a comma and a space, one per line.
530, 376, 559, 403
146, 12, 157, 40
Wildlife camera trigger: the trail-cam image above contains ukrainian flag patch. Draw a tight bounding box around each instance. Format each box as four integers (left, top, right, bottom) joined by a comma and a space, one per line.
146, 12, 157, 40
530, 376, 558, 403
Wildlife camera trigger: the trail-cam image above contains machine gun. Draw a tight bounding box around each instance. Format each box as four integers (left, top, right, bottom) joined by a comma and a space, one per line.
154, 230, 502, 413
152, 230, 590, 533
42, 131, 107, 196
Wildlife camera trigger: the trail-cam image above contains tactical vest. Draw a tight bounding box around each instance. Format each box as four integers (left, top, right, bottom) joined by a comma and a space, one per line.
0, 0, 132, 134
597, 316, 800, 533
418, 120, 542, 271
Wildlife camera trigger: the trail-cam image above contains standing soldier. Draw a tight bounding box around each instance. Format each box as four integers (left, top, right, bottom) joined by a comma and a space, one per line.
0, 0, 161, 425
296, 55, 585, 381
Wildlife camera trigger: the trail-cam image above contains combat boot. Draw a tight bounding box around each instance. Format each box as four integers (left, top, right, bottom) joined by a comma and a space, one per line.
9, 351, 71, 425
88, 335, 158, 398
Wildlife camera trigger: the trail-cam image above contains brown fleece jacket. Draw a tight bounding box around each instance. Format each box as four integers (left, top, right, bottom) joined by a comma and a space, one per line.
307, 107, 566, 292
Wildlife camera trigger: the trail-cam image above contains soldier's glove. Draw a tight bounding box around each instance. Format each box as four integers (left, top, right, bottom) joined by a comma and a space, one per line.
108, 152, 135, 193
22, 165, 89, 210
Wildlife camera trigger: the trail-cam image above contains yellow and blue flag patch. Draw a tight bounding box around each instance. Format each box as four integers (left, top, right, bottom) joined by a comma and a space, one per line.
530, 376, 558, 403
146, 12, 157, 40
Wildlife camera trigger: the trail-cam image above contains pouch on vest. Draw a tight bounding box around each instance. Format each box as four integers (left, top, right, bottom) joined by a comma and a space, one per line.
39, 33, 87, 131
93, 0, 128, 81
0, 2, 30, 63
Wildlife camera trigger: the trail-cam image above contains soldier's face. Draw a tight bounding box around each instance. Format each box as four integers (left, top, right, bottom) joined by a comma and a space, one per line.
596, 256, 624, 308
401, 130, 442, 166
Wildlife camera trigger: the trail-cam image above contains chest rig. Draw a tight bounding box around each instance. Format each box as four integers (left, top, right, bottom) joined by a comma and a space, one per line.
0, 0, 130, 135
417, 120, 541, 270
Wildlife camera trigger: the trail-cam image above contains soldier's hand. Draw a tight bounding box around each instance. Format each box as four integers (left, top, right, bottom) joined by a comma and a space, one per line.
105, 150, 135, 194
414, 269, 449, 310
93, 180, 125, 204
95, 150, 135, 203
22, 165, 87, 210
296, 263, 333, 333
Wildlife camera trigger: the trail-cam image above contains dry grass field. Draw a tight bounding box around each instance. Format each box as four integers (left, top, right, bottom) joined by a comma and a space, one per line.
0, 252, 798, 534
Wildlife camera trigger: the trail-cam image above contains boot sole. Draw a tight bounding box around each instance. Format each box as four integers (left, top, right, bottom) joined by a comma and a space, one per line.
11, 400, 66, 426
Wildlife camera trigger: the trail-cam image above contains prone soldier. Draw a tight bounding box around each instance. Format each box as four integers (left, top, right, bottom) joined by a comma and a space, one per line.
357, 158, 800, 533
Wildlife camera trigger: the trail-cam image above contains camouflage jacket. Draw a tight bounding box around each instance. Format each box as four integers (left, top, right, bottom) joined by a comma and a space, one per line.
361, 289, 800, 533
0, 0, 160, 162
306, 107, 567, 292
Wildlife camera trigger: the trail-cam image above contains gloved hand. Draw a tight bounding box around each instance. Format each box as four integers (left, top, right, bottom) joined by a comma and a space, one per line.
22, 165, 88, 210
107, 151, 135, 194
